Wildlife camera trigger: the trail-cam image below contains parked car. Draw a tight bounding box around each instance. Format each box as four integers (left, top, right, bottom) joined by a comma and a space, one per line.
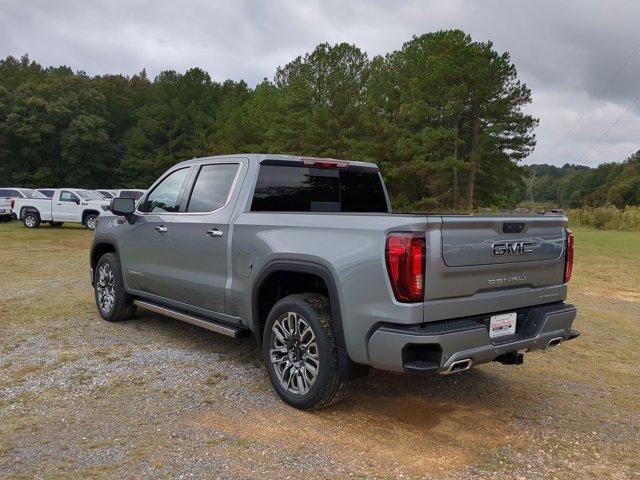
116, 189, 146, 200
0, 196, 12, 222
0, 188, 48, 221
96, 189, 146, 200
14, 188, 110, 229
36, 188, 56, 198
96, 190, 117, 199
90, 154, 578, 410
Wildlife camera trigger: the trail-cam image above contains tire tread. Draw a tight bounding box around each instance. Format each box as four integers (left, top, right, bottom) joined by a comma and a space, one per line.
95, 252, 134, 322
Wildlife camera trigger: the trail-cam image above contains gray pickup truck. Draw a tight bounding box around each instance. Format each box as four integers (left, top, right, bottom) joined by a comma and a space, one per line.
90, 154, 579, 409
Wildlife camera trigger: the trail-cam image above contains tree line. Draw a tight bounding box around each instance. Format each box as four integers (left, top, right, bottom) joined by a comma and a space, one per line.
526, 154, 640, 208
1, 29, 635, 210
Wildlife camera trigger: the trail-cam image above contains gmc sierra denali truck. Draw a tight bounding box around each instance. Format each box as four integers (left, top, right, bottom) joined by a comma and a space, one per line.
90, 154, 579, 410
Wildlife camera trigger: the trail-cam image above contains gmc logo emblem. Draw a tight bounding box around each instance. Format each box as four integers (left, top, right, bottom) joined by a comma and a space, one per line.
491, 241, 533, 256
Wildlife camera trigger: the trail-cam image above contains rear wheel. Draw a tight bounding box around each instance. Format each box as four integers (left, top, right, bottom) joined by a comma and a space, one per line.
23, 212, 40, 229
94, 253, 134, 322
85, 214, 98, 230
263, 293, 348, 410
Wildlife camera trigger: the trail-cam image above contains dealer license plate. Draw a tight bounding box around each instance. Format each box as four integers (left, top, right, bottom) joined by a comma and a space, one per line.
489, 312, 517, 338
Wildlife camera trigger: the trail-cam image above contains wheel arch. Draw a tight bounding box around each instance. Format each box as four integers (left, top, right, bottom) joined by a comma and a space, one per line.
252, 261, 352, 379
91, 241, 118, 271
82, 209, 101, 224
19, 206, 40, 220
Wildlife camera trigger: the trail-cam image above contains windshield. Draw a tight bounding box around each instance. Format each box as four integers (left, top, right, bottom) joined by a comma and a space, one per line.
77, 190, 103, 200
22, 189, 47, 199
98, 191, 114, 198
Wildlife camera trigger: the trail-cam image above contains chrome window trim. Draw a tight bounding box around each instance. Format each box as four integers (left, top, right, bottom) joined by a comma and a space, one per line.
135, 161, 244, 216
178, 161, 243, 216
135, 166, 192, 216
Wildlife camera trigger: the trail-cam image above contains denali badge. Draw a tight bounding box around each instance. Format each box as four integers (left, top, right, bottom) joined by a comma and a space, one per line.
488, 274, 526, 285
491, 241, 533, 256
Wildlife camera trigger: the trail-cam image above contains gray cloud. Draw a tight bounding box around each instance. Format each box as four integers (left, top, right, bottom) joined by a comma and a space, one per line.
1, 0, 639, 167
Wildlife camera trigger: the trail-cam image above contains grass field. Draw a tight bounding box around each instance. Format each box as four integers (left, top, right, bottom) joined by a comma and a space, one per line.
0, 222, 638, 479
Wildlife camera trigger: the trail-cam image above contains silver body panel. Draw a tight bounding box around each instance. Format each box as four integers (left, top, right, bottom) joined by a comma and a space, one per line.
92, 154, 576, 371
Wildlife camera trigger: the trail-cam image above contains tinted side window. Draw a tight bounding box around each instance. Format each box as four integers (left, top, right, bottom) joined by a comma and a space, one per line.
139, 168, 190, 213
251, 165, 388, 213
39, 190, 54, 198
187, 164, 239, 212
0, 189, 19, 197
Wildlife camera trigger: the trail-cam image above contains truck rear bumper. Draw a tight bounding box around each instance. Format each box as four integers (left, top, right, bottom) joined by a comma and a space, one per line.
367, 303, 578, 373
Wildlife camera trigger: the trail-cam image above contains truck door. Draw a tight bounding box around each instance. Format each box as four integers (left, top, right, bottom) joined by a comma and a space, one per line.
120, 167, 191, 299
56, 191, 82, 221
167, 161, 243, 314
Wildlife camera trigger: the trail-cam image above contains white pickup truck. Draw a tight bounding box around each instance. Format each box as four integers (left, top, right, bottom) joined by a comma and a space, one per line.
1, 187, 49, 221
13, 188, 110, 230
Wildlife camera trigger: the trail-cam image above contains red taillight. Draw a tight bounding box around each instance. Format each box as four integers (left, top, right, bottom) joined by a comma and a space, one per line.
301, 157, 349, 168
564, 228, 574, 283
10, 199, 15, 209
385, 233, 425, 302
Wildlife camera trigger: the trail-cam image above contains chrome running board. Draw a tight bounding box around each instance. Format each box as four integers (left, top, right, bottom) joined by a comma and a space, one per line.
133, 299, 245, 338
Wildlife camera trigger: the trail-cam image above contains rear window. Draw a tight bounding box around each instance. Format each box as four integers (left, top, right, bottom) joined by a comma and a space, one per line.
0, 189, 19, 198
22, 189, 47, 199
251, 165, 388, 213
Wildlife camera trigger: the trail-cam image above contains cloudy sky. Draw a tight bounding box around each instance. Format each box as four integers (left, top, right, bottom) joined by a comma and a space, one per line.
1, 0, 639, 167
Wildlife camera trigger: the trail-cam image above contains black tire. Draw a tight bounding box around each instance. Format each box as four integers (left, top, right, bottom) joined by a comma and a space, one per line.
94, 252, 134, 322
50, 221, 64, 228
22, 211, 40, 229
263, 293, 348, 410
84, 214, 98, 230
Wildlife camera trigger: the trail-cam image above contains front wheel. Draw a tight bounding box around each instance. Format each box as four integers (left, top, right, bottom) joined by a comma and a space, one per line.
94, 252, 134, 322
85, 214, 98, 230
263, 293, 348, 410
23, 212, 40, 229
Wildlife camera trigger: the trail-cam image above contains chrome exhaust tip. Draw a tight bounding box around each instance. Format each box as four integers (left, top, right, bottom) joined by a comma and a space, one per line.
442, 358, 473, 375
547, 337, 564, 348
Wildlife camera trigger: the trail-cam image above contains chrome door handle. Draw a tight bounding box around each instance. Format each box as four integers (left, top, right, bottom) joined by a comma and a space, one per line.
206, 229, 223, 238
155, 225, 168, 233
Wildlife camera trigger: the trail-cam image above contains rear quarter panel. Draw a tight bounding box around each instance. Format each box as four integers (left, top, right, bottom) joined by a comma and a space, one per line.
229, 212, 428, 365
15, 198, 52, 220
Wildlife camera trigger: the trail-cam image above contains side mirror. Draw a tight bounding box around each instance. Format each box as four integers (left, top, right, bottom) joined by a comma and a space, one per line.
110, 197, 136, 223
74, 198, 80, 205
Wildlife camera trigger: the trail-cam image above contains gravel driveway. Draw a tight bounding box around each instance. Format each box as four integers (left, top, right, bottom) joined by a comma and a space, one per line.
0, 224, 638, 479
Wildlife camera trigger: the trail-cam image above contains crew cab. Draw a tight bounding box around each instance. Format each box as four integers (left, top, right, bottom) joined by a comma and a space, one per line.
90, 154, 579, 409
14, 188, 110, 229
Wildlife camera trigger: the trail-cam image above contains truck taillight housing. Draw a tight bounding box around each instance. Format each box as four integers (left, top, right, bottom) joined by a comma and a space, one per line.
385, 233, 425, 302
564, 228, 574, 283
10, 199, 15, 209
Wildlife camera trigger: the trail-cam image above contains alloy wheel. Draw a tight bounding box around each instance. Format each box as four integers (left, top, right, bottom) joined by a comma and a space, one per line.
97, 263, 115, 314
270, 311, 319, 396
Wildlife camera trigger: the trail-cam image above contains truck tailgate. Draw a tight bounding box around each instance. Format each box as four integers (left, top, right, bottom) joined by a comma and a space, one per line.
423, 215, 568, 320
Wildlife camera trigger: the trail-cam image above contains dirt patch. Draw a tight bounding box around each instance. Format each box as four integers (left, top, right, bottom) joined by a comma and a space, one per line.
198, 392, 517, 477
579, 287, 640, 304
